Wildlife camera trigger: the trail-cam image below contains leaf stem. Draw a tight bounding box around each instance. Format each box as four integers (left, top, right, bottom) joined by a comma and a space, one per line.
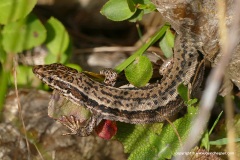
114, 23, 170, 73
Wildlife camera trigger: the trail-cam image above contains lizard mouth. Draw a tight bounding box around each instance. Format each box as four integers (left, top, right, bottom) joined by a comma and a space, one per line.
32, 64, 56, 85
32, 65, 45, 80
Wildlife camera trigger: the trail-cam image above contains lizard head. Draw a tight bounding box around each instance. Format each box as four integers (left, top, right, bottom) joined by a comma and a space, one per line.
33, 63, 78, 89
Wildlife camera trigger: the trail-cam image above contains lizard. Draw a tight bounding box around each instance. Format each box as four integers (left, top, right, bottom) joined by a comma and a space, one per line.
32, 1, 207, 136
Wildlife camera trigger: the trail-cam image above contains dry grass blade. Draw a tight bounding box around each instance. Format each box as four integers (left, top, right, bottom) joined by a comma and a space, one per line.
75, 46, 161, 54
13, 58, 44, 160
13, 58, 31, 159
224, 76, 237, 160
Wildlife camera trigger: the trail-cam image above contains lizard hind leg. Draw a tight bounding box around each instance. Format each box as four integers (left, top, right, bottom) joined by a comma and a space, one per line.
159, 58, 174, 76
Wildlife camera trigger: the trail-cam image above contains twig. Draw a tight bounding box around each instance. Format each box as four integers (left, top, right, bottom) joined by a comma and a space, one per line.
74, 46, 161, 54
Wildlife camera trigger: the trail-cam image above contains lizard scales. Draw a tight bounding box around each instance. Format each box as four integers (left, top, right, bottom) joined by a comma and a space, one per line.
33, 32, 203, 124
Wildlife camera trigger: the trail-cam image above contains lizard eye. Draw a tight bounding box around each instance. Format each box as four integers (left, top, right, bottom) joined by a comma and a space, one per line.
48, 76, 53, 82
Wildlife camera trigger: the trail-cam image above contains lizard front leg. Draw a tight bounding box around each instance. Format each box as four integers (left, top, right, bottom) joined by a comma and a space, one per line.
100, 68, 118, 86
59, 114, 101, 136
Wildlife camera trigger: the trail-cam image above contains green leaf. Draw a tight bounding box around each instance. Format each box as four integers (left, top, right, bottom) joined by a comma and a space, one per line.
127, 0, 136, 12
209, 138, 240, 145
114, 24, 170, 73
45, 17, 70, 57
128, 9, 144, 22
187, 98, 198, 106
125, 55, 153, 87
159, 28, 175, 58
134, 0, 156, 13
44, 52, 68, 64
10, 65, 34, 86
116, 123, 164, 153
2, 14, 46, 53
116, 106, 198, 160
165, 28, 175, 47
209, 111, 223, 135
0, 44, 7, 63
128, 0, 156, 22
200, 111, 223, 151
155, 107, 197, 159
66, 63, 82, 72
0, 0, 37, 24
0, 64, 10, 111
177, 84, 199, 106
101, 0, 136, 21
177, 83, 189, 102
201, 131, 210, 151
